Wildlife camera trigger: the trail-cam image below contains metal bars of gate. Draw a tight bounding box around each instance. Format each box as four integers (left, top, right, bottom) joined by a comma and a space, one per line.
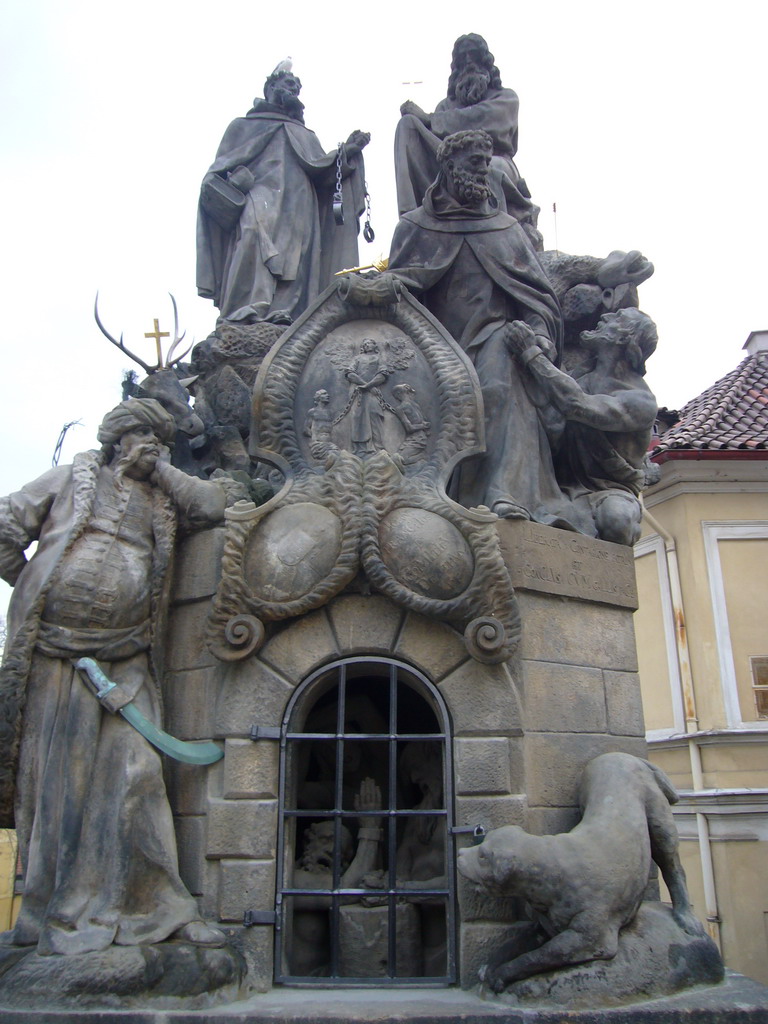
274, 657, 457, 986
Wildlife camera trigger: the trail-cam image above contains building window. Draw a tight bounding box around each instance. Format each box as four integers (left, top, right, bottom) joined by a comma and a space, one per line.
275, 657, 456, 985
750, 657, 768, 719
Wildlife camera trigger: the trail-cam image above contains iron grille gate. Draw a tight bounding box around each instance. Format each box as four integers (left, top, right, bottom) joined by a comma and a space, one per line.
273, 657, 457, 985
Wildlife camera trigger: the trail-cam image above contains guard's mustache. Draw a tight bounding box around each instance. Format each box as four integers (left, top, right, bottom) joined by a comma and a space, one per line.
113, 442, 159, 486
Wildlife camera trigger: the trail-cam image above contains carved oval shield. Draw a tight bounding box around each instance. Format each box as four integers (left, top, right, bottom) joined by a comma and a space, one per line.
244, 503, 343, 602
379, 508, 474, 599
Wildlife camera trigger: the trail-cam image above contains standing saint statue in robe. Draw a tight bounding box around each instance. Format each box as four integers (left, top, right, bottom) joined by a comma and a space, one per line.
197, 65, 370, 324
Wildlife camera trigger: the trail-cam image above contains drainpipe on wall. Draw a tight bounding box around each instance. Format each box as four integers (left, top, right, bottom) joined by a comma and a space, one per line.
640, 503, 722, 949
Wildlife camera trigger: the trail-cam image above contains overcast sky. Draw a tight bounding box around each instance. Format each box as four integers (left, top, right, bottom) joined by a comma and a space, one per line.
1, 0, 766, 501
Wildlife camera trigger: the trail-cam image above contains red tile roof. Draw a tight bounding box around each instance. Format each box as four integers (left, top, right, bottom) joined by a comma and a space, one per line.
652, 352, 768, 452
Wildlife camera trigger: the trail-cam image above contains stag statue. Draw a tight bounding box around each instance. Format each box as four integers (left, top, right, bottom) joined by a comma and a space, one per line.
94, 294, 205, 474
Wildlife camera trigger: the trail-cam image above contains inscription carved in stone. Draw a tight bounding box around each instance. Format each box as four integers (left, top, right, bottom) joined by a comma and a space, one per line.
497, 519, 638, 608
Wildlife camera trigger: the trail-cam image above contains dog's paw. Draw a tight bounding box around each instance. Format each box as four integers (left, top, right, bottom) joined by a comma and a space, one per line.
481, 966, 507, 994
489, 974, 507, 994
673, 907, 706, 938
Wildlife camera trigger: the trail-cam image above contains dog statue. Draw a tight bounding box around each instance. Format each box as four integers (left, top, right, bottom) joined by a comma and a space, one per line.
458, 752, 706, 993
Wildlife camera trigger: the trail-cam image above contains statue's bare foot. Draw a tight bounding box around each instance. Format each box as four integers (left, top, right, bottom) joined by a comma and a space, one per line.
492, 500, 530, 520
171, 921, 227, 947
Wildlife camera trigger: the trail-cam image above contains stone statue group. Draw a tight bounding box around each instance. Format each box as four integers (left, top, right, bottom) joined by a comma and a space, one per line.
196, 35, 658, 549
0, 33, 719, 1008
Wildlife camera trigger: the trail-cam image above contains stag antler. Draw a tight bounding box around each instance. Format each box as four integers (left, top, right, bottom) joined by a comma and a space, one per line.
94, 292, 155, 373
94, 293, 193, 371
164, 294, 193, 367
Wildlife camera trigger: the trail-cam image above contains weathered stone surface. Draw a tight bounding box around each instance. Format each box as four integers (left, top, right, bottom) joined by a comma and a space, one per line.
0, 942, 245, 1008
460, 921, 519, 990
207, 799, 277, 860
524, 732, 647, 808
172, 527, 226, 602
166, 759, 210, 816
222, 923, 273, 994
165, 599, 219, 671
198, 859, 221, 921
456, 795, 526, 833
381, 509, 475, 599
508, 736, 525, 794
457, 870, 523, 924
455, 738, 513, 796
499, 519, 639, 607
605, 669, 646, 737
219, 859, 276, 922
214, 659, 294, 737
164, 667, 219, 739
327, 594, 404, 655
223, 739, 279, 800
494, 903, 724, 1008
525, 805, 581, 836
439, 661, 522, 736
0, 973, 764, 1020
259, 610, 338, 682
244, 504, 344, 603
521, 661, 607, 733
174, 815, 207, 896
396, 613, 469, 681
518, 591, 639, 670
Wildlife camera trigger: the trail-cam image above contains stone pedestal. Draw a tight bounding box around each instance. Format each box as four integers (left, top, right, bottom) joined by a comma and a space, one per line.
4, 522, 768, 1016
1, 972, 766, 1022
158, 520, 651, 994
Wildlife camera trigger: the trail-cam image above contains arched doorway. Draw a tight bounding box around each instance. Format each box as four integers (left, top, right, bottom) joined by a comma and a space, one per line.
275, 657, 456, 985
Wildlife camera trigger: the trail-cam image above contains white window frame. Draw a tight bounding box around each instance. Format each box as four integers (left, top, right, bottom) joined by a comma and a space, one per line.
634, 535, 685, 736
702, 521, 768, 730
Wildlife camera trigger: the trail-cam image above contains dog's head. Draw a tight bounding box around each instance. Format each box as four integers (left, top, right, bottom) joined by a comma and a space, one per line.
457, 825, 528, 893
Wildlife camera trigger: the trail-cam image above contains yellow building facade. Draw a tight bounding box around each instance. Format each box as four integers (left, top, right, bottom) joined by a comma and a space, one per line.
635, 331, 768, 984
0, 829, 20, 932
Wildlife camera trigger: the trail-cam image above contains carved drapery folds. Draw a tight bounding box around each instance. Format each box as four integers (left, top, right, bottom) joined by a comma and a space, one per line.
208, 278, 520, 664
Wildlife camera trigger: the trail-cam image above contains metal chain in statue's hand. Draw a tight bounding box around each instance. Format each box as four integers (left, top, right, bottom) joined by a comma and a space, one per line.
363, 182, 375, 243
333, 143, 344, 225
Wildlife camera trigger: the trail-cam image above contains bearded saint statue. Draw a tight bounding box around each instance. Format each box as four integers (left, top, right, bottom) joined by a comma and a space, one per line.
197, 65, 370, 324
394, 33, 539, 238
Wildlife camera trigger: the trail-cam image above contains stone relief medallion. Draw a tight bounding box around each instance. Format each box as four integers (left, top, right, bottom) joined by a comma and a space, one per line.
243, 503, 343, 602
379, 508, 473, 599
299, 324, 435, 467
208, 277, 521, 664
